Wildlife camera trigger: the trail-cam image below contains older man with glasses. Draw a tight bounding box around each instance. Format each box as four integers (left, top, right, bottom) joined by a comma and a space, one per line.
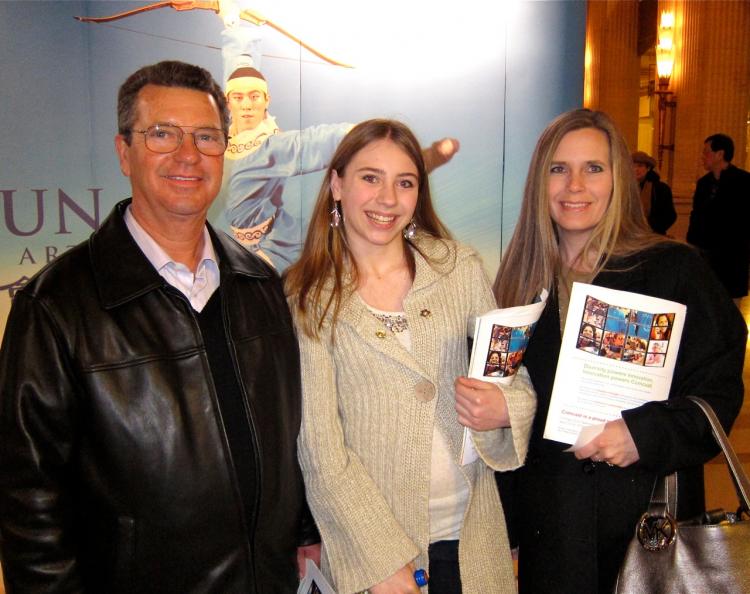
0, 60, 318, 593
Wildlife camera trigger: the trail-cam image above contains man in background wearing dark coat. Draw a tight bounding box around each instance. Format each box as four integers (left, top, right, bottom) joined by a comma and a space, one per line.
632, 150, 676, 235
687, 133, 750, 305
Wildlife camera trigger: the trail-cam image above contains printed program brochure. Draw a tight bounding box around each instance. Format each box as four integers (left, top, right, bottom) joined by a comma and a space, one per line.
461, 290, 548, 463
544, 282, 685, 447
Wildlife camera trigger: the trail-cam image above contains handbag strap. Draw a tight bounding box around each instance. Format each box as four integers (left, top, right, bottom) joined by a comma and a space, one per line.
687, 395, 750, 514
648, 471, 678, 517
648, 396, 750, 517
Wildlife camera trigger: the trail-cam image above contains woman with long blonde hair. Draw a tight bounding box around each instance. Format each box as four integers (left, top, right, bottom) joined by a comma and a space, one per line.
286, 118, 536, 594
494, 109, 745, 593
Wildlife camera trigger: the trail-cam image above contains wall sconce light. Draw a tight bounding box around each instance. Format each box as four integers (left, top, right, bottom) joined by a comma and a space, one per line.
655, 10, 676, 182
656, 11, 675, 89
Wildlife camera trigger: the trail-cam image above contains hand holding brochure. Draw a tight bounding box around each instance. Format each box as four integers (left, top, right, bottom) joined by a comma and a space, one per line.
460, 290, 548, 464
544, 283, 686, 447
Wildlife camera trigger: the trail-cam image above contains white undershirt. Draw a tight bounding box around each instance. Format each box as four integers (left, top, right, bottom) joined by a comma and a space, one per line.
124, 206, 220, 312
367, 305, 468, 542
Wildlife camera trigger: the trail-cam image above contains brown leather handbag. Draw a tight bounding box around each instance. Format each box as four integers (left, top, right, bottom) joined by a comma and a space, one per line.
614, 396, 750, 594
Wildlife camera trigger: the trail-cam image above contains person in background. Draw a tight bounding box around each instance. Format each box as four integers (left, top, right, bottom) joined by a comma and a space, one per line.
687, 133, 750, 305
285, 119, 536, 593
631, 150, 676, 235
0, 60, 317, 593
493, 109, 745, 594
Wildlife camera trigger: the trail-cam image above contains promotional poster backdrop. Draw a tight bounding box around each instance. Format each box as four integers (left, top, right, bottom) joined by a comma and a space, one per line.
0, 0, 585, 336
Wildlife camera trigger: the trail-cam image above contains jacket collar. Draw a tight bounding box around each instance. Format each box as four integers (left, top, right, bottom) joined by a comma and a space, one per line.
90, 199, 271, 309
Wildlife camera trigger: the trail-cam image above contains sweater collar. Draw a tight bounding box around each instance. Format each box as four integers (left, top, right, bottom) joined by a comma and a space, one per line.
332, 235, 456, 378
335, 235, 455, 321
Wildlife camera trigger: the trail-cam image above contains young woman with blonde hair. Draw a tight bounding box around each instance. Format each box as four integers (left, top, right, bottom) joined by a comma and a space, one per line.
494, 109, 745, 593
286, 118, 536, 594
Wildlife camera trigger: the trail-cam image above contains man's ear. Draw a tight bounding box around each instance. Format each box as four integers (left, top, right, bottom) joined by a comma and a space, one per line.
114, 134, 132, 178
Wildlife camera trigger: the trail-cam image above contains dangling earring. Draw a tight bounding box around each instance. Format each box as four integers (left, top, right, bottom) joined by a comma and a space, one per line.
403, 219, 417, 240
329, 202, 342, 228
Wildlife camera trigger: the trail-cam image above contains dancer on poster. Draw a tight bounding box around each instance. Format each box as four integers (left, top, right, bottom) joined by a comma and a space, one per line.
219, 15, 352, 269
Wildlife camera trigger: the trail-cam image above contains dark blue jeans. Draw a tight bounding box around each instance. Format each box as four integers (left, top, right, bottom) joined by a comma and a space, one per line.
427, 540, 462, 594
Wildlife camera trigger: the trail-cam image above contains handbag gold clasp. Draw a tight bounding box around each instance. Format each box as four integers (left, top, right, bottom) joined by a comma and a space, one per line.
636, 512, 677, 551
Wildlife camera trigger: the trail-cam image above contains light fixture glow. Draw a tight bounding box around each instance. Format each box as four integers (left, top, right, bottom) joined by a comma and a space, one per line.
660, 11, 675, 29
656, 10, 675, 87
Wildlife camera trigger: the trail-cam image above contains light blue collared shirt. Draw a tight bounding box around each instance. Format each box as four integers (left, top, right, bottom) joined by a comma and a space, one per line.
124, 206, 220, 312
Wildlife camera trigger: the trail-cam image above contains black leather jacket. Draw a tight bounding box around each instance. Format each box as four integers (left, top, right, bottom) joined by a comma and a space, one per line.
0, 200, 313, 593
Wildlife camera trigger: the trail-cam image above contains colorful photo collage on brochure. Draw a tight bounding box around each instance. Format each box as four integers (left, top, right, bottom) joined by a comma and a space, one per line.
483, 323, 536, 378
576, 295, 674, 368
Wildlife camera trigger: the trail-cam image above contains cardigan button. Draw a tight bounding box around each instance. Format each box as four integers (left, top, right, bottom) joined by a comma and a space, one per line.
375, 330, 387, 339
414, 380, 436, 402
582, 461, 596, 474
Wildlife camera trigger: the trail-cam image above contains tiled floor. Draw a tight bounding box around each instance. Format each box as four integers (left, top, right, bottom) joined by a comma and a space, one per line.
0, 299, 748, 593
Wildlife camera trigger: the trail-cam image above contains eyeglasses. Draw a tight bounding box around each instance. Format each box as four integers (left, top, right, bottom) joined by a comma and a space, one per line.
130, 124, 228, 156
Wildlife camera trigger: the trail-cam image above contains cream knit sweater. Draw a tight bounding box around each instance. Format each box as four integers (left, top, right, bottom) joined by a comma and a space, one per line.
294, 236, 536, 593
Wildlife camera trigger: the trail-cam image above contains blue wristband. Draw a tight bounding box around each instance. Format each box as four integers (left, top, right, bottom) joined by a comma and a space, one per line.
414, 568, 428, 587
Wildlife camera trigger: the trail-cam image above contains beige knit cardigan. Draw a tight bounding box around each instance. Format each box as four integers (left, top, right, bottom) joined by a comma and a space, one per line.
294, 236, 536, 593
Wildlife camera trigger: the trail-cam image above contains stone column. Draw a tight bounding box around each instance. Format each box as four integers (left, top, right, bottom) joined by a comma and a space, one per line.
670, 1, 750, 201
584, 1, 640, 148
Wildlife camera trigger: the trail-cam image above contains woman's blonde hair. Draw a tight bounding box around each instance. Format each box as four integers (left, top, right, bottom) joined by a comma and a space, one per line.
285, 118, 451, 338
493, 109, 666, 307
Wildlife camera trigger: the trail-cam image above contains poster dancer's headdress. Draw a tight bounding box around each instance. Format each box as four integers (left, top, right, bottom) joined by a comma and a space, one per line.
226, 65, 268, 96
